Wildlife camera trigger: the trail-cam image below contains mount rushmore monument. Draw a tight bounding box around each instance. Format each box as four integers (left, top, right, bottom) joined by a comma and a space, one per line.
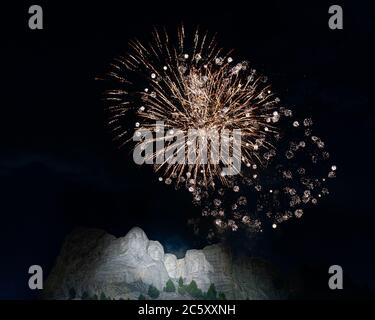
43, 227, 289, 300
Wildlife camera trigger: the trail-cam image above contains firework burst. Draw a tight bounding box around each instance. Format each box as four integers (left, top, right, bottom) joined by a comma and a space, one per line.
103, 26, 336, 236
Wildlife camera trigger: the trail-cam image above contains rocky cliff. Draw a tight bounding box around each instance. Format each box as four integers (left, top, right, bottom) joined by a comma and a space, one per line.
43, 227, 287, 300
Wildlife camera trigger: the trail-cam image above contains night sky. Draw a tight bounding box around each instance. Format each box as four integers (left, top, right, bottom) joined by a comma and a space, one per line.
0, 1, 374, 299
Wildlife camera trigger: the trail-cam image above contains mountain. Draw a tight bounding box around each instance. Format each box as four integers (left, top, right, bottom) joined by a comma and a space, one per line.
43, 227, 288, 300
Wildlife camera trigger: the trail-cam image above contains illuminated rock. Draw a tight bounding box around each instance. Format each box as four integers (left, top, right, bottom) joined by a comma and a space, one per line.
44, 227, 287, 300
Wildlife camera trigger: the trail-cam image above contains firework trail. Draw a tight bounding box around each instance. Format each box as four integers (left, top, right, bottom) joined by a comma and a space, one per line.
103, 26, 336, 237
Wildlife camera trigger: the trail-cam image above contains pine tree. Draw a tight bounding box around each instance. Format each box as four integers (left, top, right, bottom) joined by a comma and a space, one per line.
148, 284, 160, 299
206, 283, 217, 300
164, 279, 176, 292
218, 292, 226, 300
178, 286, 185, 295
186, 280, 203, 299
178, 277, 184, 287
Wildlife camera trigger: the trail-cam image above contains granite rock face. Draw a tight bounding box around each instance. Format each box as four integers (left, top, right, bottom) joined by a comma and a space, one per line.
44, 227, 287, 300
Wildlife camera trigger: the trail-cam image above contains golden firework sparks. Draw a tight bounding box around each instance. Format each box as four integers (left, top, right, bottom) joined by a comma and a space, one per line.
106, 26, 279, 187
103, 26, 336, 235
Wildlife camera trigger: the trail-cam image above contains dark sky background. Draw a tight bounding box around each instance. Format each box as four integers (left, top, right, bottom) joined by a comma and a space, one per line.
0, 1, 374, 299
